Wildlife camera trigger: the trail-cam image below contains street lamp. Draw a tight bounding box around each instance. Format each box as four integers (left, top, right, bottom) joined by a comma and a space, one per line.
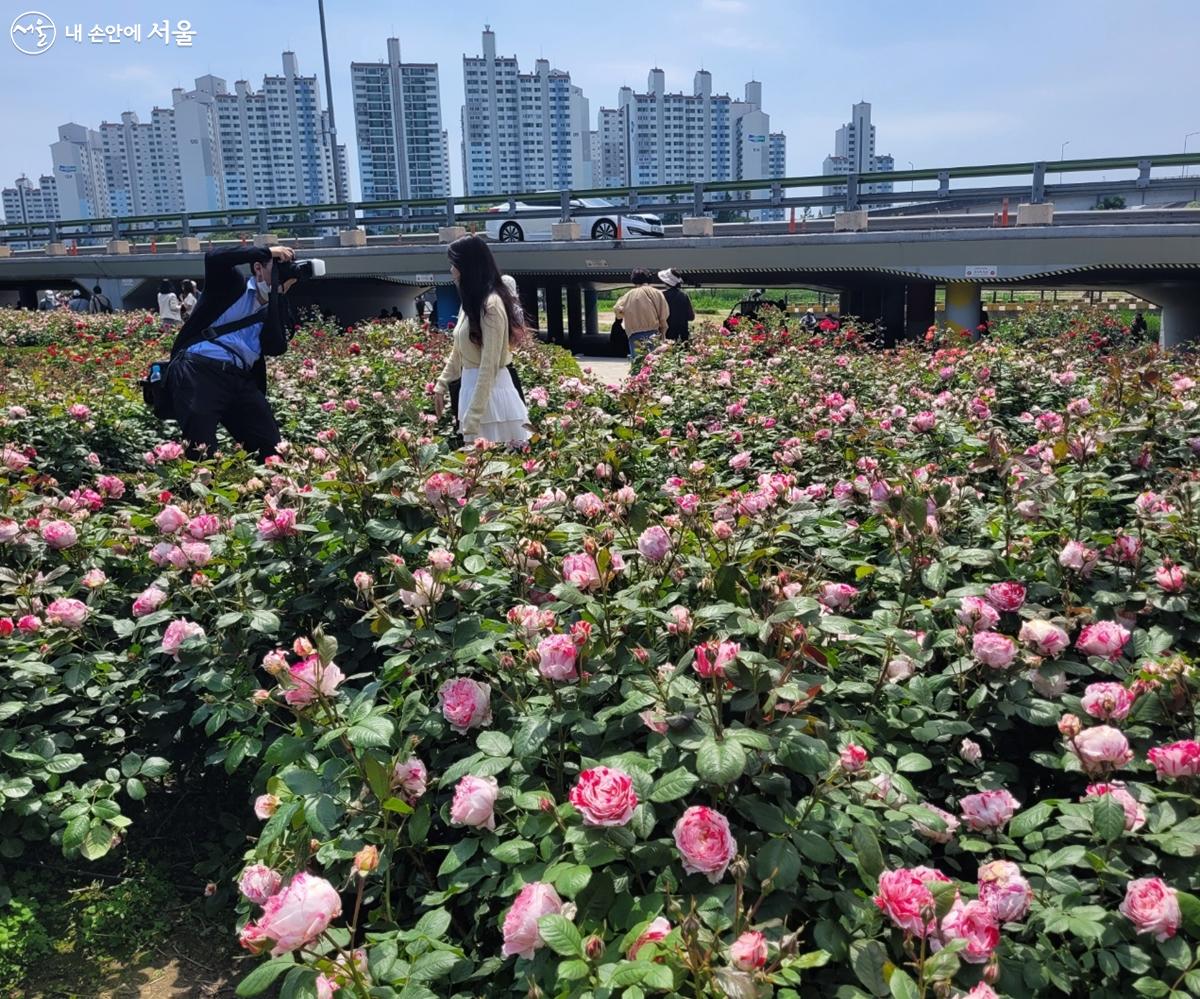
1184, 131, 1199, 178
1059, 140, 1070, 184
908, 160, 914, 194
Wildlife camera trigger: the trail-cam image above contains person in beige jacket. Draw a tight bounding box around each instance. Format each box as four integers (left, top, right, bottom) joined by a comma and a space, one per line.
614, 270, 668, 362
433, 235, 530, 444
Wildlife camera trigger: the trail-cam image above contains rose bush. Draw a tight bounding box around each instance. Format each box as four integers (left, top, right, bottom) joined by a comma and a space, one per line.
0, 304, 1198, 997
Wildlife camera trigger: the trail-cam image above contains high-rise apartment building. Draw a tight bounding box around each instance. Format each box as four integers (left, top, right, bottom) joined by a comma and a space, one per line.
98, 110, 183, 217
352, 38, 450, 203
50, 123, 109, 220
460, 27, 590, 195
2, 175, 59, 226
822, 101, 893, 208
595, 72, 785, 196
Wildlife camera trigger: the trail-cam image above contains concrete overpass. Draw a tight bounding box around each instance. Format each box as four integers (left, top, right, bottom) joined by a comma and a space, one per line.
1, 218, 1198, 348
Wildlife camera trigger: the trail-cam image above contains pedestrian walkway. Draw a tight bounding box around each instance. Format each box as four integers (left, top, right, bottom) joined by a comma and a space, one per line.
575, 356, 631, 386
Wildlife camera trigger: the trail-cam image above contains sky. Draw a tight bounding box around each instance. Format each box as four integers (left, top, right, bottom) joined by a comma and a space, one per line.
3, 0, 1200, 200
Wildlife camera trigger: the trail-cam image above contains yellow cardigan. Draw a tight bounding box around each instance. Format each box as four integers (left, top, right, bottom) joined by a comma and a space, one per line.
434, 294, 514, 437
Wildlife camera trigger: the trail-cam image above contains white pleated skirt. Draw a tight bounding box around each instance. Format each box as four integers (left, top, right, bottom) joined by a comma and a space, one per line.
459, 366, 531, 444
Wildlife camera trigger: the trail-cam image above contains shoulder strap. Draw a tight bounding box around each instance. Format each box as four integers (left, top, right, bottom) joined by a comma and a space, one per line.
170, 307, 267, 359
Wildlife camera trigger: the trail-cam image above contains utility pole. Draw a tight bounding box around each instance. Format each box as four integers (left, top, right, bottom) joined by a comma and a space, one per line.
318, 0, 346, 203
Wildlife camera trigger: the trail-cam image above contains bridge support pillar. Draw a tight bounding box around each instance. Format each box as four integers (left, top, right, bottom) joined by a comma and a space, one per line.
584, 288, 599, 339
905, 282, 936, 341
17, 287, 38, 310
945, 282, 983, 337
545, 284, 564, 345
881, 284, 906, 348
516, 279, 539, 331
1131, 284, 1200, 349
566, 285, 584, 352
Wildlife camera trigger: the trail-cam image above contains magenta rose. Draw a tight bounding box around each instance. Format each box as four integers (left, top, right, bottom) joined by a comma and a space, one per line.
536, 633, 578, 682
438, 678, 492, 733
935, 900, 1000, 964
628, 917, 671, 960
569, 766, 638, 827
1084, 782, 1146, 831
501, 882, 562, 959
132, 585, 168, 618
1120, 877, 1181, 942
1146, 739, 1200, 779
819, 582, 858, 609
673, 806, 737, 883
161, 618, 205, 659
238, 864, 283, 905
450, 775, 499, 830
977, 860, 1032, 923
972, 631, 1016, 669
238, 872, 341, 956
45, 598, 88, 630
693, 640, 739, 679
186, 513, 221, 539
959, 789, 1020, 830
1154, 563, 1186, 593
41, 520, 78, 550
730, 930, 768, 970
637, 526, 672, 563
282, 654, 345, 707
985, 581, 1026, 612
154, 505, 188, 534
957, 596, 1000, 633
839, 744, 869, 773
1080, 682, 1136, 721
873, 866, 954, 936
1069, 725, 1134, 774
562, 552, 601, 591
1075, 621, 1131, 660
1018, 618, 1070, 657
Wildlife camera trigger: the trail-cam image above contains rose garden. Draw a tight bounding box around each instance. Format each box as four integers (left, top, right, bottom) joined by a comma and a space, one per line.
0, 303, 1198, 998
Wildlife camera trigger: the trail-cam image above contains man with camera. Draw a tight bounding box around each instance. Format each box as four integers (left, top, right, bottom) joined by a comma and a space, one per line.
164, 244, 321, 460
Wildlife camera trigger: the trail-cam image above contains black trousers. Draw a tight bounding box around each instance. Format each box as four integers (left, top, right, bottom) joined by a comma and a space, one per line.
168, 354, 281, 461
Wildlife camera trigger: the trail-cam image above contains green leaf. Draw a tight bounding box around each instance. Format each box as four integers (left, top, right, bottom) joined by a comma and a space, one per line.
1094, 793, 1127, 843
415, 908, 452, 939
852, 824, 885, 880
1177, 890, 1200, 939
248, 609, 281, 633
1045, 844, 1086, 869
756, 838, 802, 889
850, 939, 889, 997
1008, 799, 1055, 838
437, 837, 478, 877
896, 752, 932, 773
649, 768, 698, 802
889, 969, 921, 999
550, 864, 592, 897
278, 965, 318, 999
79, 823, 112, 861
283, 770, 323, 796
537, 914, 583, 957
120, 753, 143, 778
477, 731, 513, 757
490, 839, 536, 863
140, 757, 170, 779
410, 950, 459, 981
1132, 977, 1170, 997
795, 830, 836, 864
778, 733, 830, 775
236, 958, 295, 996
347, 714, 394, 749
125, 778, 147, 801
558, 959, 591, 981
696, 737, 746, 785
513, 717, 551, 759
929, 881, 958, 921
44, 754, 85, 775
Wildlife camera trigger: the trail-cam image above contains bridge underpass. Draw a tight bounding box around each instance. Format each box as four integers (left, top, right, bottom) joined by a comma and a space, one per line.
1, 222, 1198, 349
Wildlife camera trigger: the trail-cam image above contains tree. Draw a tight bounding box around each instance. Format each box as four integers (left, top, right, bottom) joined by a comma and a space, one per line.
1094, 195, 1126, 210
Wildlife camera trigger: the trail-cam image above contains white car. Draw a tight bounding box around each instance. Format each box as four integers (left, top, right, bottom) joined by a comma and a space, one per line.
485, 198, 664, 242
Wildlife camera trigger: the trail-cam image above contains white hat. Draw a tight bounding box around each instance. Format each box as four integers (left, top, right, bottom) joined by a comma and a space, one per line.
657, 268, 682, 287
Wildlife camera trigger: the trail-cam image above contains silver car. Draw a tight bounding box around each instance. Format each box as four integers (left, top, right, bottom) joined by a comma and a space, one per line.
485, 197, 664, 242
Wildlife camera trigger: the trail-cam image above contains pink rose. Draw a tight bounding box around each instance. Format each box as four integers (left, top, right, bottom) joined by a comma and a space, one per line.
959, 738, 982, 763
238, 864, 283, 905
238, 872, 342, 956
966, 985, 999, 999
1075, 621, 1131, 660
186, 514, 221, 539
673, 806, 737, 883
254, 794, 279, 820
977, 860, 1032, 923
154, 505, 188, 534
501, 882, 562, 959
957, 596, 1000, 632
162, 618, 205, 659
1155, 563, 1186, 593
41, 520, 78, 550
1018, 618, 1070, 657
730, 931, 768, 970
628, 916, 671, 960
971, 631, 1016, 669
562, 553, 601, 591
423, 471, 469, 512
392, 757, 428, 802
913, 806, 960, 844
45, 598, 88, 630
1120, 877, 1181, 942
1084, 782, 1146, 831
282, 654, 345, 707
399, 568, 444, 609
694, 640, 739, 679
1147, 740, 1200, 779
936, 900, 1000, 963
438, 678, 492, 733
985, 581, 1026, 612
131, 585, 168, 618
81, 568, 107, 589
573, 492, 606, 518
839, 744, 869, 773
180, 541, 211, 566
1059, 540, 1098, 575
1068, 725, 1134, 774
450, 775, 499, 830
429, 548, 455, 572
666, 605, 694, 636
873, 866, 954, 935
257, 508, 298, 541
911, 411, 937, 432
569, 766, 638, 827
637, 526, 672, 563
729, 451, 752, 471
819, 582, 858, 609
959, 789, 1020, 830
1080, 682, 1136, 721
537, 633, 578, 682
17, 614, 41, 633
353, 571, 374, 592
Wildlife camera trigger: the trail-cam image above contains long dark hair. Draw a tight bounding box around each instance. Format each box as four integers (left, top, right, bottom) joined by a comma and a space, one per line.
447, 235, 524, 347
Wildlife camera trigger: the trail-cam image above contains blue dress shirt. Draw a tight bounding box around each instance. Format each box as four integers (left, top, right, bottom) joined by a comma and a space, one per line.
186, 278, 265, 369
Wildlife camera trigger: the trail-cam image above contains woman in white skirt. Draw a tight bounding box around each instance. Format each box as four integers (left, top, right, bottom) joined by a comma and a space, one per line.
433, 235, 531, 445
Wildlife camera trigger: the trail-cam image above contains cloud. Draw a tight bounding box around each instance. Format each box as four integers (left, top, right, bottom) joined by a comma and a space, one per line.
700, 0, 750, 11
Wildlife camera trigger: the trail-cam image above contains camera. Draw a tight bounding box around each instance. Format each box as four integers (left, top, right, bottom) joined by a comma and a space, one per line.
276, 258, 326, 283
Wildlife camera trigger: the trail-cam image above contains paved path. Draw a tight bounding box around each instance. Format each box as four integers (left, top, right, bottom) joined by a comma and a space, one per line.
575, 356, 631, 386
